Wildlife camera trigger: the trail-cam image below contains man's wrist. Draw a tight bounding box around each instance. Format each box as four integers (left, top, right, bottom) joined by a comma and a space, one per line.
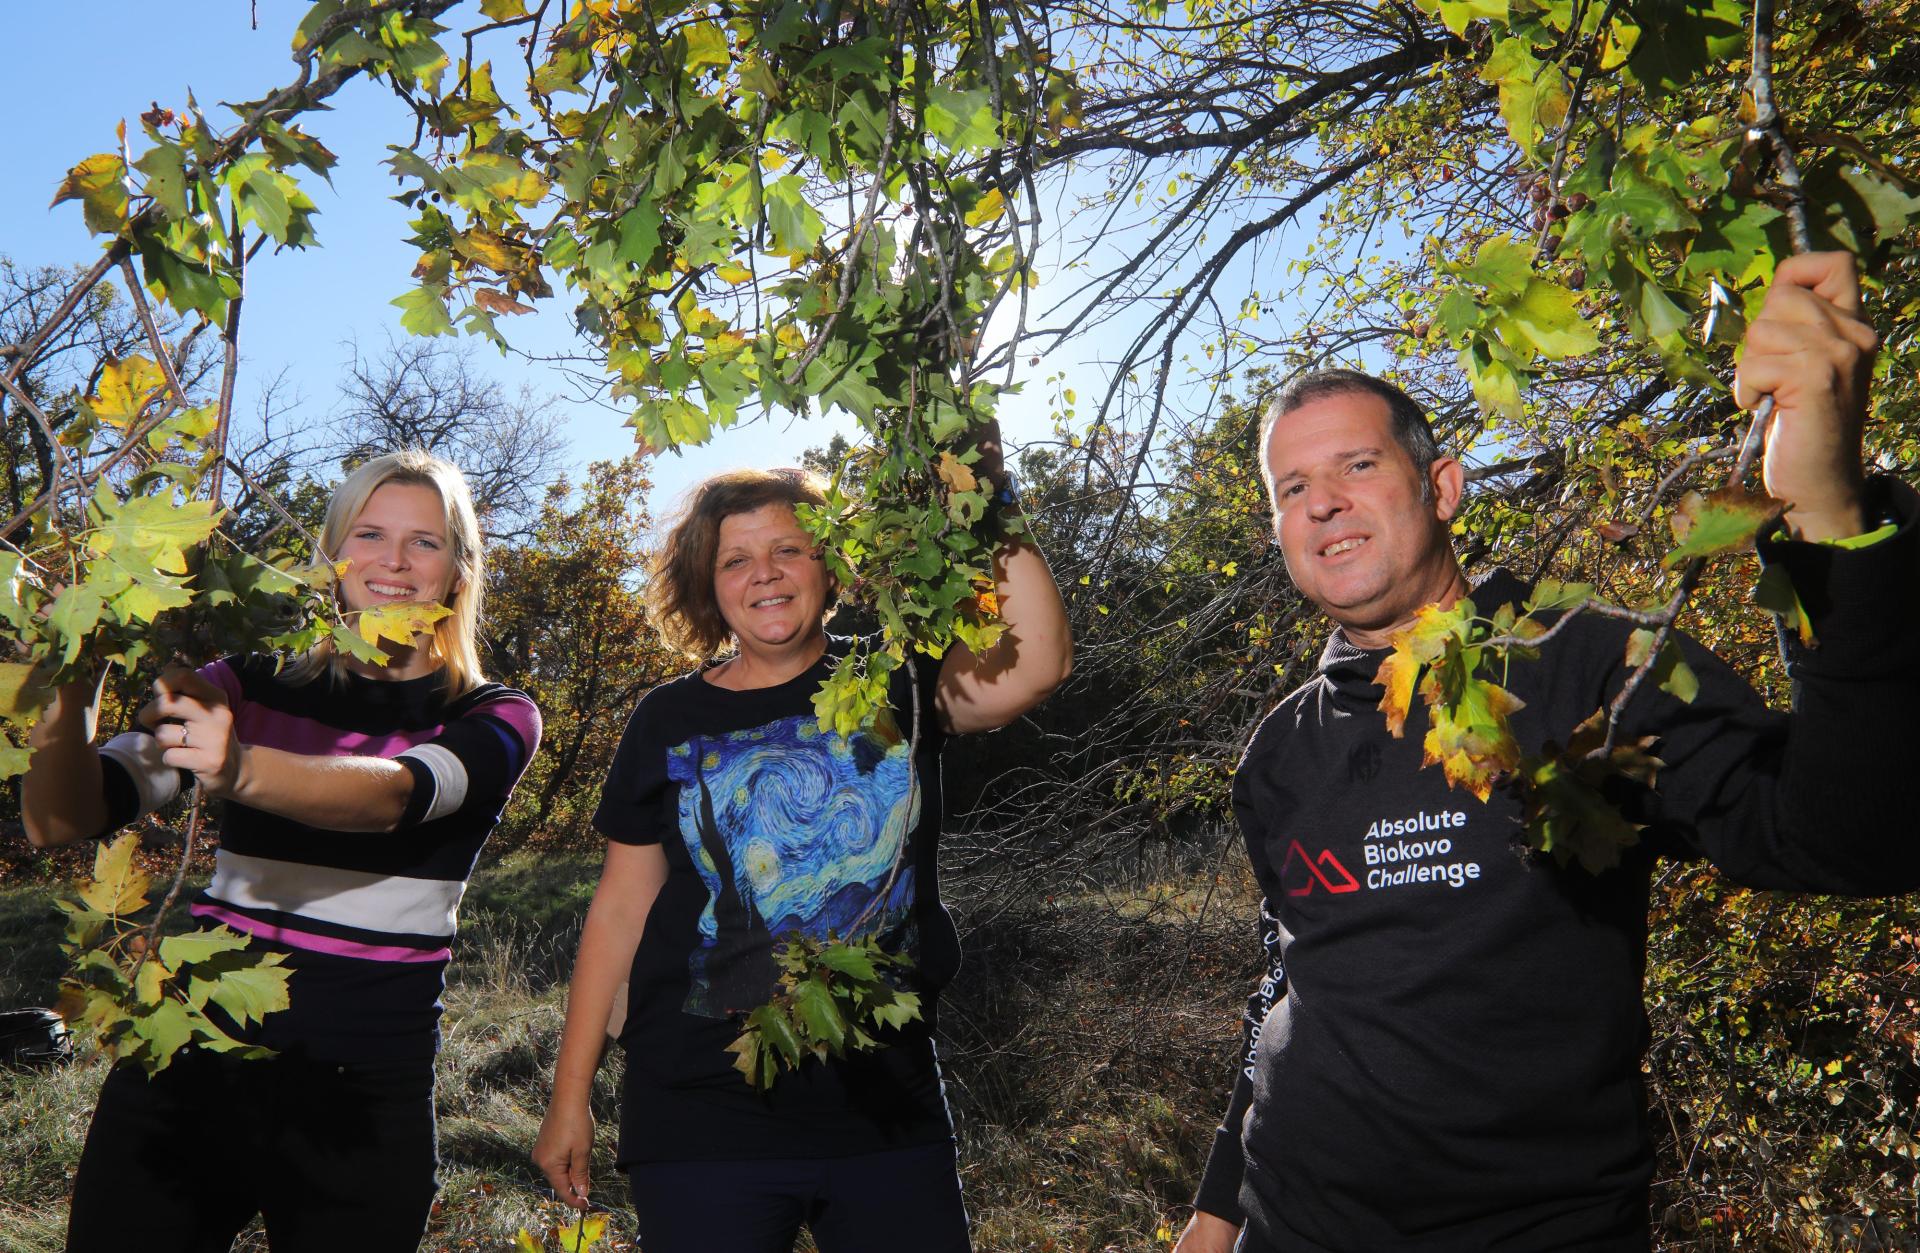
1782, 499, 1868, 544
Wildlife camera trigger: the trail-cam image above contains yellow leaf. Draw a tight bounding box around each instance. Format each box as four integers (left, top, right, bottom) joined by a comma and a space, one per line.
79, 833, 150, 917
454, 225, 518, 272
0, 662, 47, 723
556, 1212, 608, 1250
354, 601, 453, 647
964, 188, 1007, 228
714, 262, 754, 284
935, 452, 978, 493
1373, 602, 1461, 737
88, 356, 169, 428
682, 21, 730, 69
1421, 679, 1525, 802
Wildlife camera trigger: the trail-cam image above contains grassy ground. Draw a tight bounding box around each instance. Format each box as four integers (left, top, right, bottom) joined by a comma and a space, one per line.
10, 846, 1909, 1251
0, 851, 1238, 1253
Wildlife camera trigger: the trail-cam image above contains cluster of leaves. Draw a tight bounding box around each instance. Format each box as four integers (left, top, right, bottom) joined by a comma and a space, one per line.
1376, 451, 1808, 869
283, 0, 1070, 731
725, 933, 923, 1090
1375, 578, 1669, 873
1418, 0, 1920, 419
53, 834, 290, 1071
0, 350, 450, 779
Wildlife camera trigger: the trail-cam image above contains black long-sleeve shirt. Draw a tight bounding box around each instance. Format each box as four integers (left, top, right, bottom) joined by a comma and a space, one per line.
1195, 478, 1920, 1251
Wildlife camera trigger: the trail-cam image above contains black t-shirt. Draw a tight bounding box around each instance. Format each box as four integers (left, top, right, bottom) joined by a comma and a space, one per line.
593, 636, 959, 1163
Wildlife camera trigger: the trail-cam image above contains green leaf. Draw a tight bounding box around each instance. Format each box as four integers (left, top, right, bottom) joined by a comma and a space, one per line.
871, 989, 921, 1031
159, 927, 252, 968
1519, 710, 1661, 874
811, 942, 879, 981
616, 202, 663, 269
392, 284, 456, 337
1664, 487, 1785, 566
1624, 629, 1698, 704
478, 0, 527, 16
455, 153, 547, 208
130, 1000, 196, 1071
320, 30, 387, 69
1459, 236, 1534, 301
91, 494, 221, 573
1618, 0, 1746, 98
926, 85, 998, 153
1525, 580, 1594, 613
1499, 279, 1601, 360
765, 177, 823, 254
46, 585, 106, 665
187, 950, 291, 1026
1751, 564, 1814, 647
0, 740, 36, 780
1836, 165, 1920, 246
792, 978, 849, 1052
134, 144, 190, 219
110, 576, 194, 624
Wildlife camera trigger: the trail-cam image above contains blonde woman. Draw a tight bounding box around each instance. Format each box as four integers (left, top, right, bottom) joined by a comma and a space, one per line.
534, 424, 1071, 1253
24, 450, 542, 1253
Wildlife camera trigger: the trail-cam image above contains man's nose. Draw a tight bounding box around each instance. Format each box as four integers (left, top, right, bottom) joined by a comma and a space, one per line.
1305, 480, 1349, 521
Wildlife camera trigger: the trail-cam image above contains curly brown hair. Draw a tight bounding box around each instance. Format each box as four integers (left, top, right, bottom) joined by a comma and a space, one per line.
646, 467, 835, 659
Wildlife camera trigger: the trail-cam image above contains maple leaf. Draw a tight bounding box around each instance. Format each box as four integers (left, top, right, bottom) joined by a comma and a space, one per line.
473, 287, 536, 315
935, 451, 978, 494
77, 833, 150, 917
1421, 673, 1525, 800
86, 355, 169, 427
353, 601, 453, 647
1375, 600, 1469, 736
1664, 486, 1785, 566
1518, 709, 1663, 873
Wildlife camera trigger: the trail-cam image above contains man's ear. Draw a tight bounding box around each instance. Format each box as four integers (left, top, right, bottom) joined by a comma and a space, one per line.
1431, 457, 1466, 522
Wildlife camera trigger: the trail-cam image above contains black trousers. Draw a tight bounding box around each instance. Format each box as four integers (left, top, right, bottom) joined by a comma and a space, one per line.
66, 1048, 438, 1253
626, 1139, 971, 1253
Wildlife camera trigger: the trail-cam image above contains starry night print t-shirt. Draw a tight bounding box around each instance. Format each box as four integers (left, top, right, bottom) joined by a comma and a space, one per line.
593, 636, 958, 1163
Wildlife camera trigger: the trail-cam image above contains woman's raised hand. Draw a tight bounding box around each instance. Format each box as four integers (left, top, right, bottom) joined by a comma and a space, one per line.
139, 667, 243, 798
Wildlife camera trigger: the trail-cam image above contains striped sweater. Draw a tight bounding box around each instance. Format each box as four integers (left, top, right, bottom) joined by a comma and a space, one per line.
98, 655, 542, 1061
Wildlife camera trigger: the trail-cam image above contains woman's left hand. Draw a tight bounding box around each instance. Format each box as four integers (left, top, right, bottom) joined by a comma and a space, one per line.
139, 667, 245, 799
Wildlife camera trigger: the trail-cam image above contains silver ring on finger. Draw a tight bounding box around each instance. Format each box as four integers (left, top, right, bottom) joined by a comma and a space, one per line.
180, 725, 190, 750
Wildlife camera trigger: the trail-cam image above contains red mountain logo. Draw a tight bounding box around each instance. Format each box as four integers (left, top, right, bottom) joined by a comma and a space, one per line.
1280, 840, 1361, 896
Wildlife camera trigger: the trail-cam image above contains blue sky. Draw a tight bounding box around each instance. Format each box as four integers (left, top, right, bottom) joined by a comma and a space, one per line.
0, 3, 1318, 516
0, 1, 876, 509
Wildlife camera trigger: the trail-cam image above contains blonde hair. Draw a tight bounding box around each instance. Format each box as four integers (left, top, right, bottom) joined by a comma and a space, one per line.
646, 467, 834, 660
292, 449, 487, 694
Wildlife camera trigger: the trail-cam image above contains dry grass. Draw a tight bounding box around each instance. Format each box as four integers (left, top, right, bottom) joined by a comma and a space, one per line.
0, 851, 1240, 1253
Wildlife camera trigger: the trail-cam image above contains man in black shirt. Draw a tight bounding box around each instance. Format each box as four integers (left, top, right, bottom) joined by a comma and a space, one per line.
1177, 251, 1920, 1252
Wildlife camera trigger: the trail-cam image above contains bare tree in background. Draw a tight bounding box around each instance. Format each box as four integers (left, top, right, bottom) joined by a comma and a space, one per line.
324, 335, 568, 538
0, 258, 217, 530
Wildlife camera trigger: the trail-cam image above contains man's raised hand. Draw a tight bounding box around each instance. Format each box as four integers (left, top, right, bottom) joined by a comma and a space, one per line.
1736, 250, 1880, 541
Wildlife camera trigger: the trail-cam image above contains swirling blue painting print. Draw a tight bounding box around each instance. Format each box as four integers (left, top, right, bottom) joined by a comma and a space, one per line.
667, 715, 919, 1018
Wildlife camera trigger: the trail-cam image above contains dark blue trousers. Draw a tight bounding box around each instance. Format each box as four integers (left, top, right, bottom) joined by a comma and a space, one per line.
626, 1139, 971, 1253
66, 1048, 437, 1253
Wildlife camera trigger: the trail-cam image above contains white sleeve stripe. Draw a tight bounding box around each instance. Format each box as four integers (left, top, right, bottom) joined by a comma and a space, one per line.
99, 732, 182, 818
397, 742, 468, 823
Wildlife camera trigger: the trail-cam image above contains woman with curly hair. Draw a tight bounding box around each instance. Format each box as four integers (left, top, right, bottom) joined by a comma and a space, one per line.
534, 423, 1069, 1252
